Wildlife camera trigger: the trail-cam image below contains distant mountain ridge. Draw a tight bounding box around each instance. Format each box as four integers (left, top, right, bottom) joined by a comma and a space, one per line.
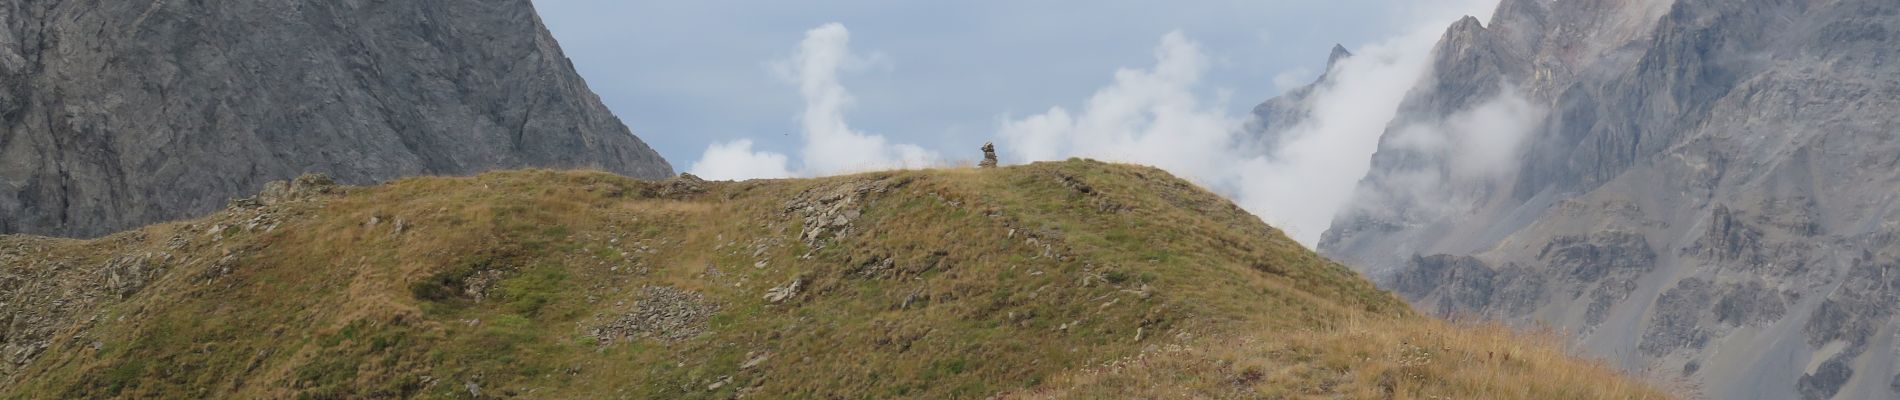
0, 0, 672, 238
1242, 44, 1350, 147
1268, 0, 1900, 398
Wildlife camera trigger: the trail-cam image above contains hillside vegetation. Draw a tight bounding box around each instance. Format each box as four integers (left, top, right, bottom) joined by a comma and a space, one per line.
0, 160, 1666, 399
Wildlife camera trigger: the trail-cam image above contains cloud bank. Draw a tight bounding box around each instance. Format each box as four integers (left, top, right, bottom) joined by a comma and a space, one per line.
1337, 84, 1546, 231
688, 23, 937, 180
690, 0, 1532, 248
998, 32, 1242, 184
1387, 87, 1544, 180
996, 0, 1505, 245
1223, 6, 1490, 245
687, 139, 794, 180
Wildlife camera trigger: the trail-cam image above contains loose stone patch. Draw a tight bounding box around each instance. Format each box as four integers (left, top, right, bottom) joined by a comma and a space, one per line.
593, 286, 718, 344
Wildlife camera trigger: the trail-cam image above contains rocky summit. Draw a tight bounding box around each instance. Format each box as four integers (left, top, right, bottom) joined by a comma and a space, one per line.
1291, 0, 1900, 398
0, 0, 673, 238
0, 161, 1663, 398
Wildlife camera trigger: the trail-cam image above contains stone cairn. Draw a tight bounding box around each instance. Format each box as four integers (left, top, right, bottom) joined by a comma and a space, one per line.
979, 142, 999, 168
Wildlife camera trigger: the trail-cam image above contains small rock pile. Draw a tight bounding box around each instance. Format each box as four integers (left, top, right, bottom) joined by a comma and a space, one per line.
101, 254, 165, 298
784, 178, 907, 248
593, 286, 718, 344
763, 278, 802, 304
461, 269, 509, 303
224, 173, 341, 234
656, 173, 709, 199
979, 142, 998, 168
253, 173, 341, 206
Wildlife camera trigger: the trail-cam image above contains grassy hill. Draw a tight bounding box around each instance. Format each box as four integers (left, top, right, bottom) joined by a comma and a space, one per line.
0, 160, 1667, 399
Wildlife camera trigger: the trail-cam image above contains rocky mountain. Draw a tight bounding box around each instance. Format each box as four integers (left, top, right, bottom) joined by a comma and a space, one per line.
0, 0, 673, 238
1301, 0, 1900, 399
0, 161, 1662, 398
1242, 44, 1351, 148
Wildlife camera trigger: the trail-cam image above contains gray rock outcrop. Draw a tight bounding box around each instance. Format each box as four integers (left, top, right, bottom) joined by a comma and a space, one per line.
0, 0, 673, 238
1272, 0, 1900, 398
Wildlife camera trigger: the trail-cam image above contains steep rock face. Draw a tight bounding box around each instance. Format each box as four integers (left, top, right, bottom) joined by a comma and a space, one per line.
1308, 0, 1900, 398
1240, 45, 1350, 151
0, 0, 673, 238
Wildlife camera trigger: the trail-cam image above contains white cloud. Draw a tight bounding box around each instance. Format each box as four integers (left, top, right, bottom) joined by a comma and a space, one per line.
1446, 93, 1542, 178
1388, 87, 1544, 179
777, 24, 935, 175
1334, 85, 1545, 232
688, 139, 794, 180
686, 23, 938, 180
999, 32, 1242, 182
997, 0, 1503, 246
1271, 68, 1314, 93
1229, 20, 1455, 244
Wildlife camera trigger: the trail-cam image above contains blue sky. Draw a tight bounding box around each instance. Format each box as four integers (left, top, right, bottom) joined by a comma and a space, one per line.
534, 1, 1431, 163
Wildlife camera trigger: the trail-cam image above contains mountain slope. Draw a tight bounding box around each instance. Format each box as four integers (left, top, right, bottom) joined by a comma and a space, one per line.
1313, 0, 1900, 399
0, 0, 672, 238
0, 161, 1661, 399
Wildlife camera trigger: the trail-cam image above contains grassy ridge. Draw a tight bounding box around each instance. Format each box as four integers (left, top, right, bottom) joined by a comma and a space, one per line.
0, 160, 1666, 399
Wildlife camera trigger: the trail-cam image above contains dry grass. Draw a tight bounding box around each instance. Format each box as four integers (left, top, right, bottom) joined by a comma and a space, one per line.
1009, 316, 1669, 399
0, 160, 1671, 399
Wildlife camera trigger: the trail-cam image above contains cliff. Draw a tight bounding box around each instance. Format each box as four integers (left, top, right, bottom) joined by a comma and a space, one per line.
0, 0, 673, 238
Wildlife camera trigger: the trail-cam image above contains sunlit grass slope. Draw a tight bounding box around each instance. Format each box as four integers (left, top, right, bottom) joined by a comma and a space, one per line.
0, 159, 1667, 399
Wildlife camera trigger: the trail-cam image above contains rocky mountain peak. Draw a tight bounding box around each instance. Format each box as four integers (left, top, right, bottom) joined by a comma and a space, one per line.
1326, 43, 1354, 70
1241, 45, 1355, 151
0, 0, 673, 238
1448, 15, 1487, 34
